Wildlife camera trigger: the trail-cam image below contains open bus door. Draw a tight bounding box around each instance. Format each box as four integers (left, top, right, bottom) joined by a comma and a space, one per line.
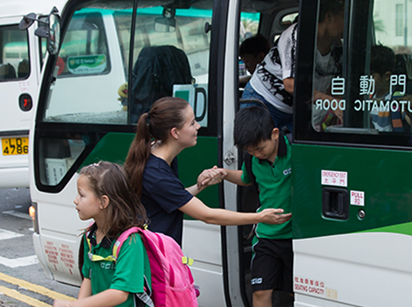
0, 1, 66, 188
293, 0, 412, 306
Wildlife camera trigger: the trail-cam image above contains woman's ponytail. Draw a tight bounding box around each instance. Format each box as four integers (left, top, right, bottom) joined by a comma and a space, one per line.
124, 112, 152, 197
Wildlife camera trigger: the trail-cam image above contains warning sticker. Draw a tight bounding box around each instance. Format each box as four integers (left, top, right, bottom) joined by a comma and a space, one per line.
321, 170, 348, 187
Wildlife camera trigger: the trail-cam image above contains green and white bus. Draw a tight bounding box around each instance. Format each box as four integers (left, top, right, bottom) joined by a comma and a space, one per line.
0, 0, 66, 188
29, 0, 412, 306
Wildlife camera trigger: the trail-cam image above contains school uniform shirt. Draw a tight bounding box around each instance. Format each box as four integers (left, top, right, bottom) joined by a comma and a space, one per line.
240, 135, 292, 239
141, 154, 193, 246
249, 23, 298, 114
82, 225, 151, 307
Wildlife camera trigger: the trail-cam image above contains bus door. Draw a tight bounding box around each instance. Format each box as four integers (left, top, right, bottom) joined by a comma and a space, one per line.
233, 2, 299, 306
293, 0, 412, 306
0, 1, 66, 188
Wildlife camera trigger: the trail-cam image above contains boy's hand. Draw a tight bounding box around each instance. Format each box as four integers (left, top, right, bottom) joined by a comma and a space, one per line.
259, 208, 292, 224
197, 166, 227, 188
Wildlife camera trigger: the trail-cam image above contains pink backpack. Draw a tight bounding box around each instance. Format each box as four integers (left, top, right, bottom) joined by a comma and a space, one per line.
87, 226, 198, 307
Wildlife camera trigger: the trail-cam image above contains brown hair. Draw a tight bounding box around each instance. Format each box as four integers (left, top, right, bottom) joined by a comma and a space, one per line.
79, 161, 147, 236
124, 97, 189, 197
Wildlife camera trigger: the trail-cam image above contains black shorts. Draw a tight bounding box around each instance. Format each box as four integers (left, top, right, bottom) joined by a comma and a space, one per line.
250, 238, 293, 293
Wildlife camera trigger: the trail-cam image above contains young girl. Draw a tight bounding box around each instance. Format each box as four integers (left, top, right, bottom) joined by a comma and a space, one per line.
53, 161, 150, 307
124, 97, 290, 246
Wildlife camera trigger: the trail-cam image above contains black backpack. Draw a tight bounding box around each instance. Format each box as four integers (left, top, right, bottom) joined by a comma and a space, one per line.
131, 45, 193, 122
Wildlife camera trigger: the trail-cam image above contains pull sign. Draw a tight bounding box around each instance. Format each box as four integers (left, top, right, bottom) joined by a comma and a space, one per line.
19, 93, 33, 111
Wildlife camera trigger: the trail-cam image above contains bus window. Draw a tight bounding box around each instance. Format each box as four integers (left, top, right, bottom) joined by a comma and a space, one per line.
129, 6, 212, 124
42, 8, 120, 126
58, 12, 110, 76
296, 0, 412, 148
0, 25, 29, 80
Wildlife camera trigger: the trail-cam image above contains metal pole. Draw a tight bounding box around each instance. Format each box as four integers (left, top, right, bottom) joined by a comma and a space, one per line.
405, 0, 408, 46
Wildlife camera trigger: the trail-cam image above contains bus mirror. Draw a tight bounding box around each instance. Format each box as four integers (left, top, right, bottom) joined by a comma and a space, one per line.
19, 7, 61, 55
48, 10, 61, 55
154, 17, 176, 33
19, 13, 36, 30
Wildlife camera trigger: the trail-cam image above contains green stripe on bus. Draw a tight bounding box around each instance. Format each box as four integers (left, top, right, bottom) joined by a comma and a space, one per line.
361, 221, 412, 236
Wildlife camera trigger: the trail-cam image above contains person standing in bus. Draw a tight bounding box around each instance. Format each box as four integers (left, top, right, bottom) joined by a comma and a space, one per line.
54, 162, 151, 307
239, 34, 270, 88
209, 106, 293, 307
124, 97, 291, 246
242, 0, 345, 133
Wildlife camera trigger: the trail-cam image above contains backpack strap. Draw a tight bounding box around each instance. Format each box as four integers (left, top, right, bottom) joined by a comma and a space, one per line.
86, 225, 140, 262
244, 152, 259, 196
112, 227, 140, 260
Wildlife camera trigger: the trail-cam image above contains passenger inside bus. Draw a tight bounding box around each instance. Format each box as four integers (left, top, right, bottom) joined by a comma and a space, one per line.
310, 0, 345, 131
369, 45, 401, 132
0, 63, 16, 80
17, 59, 29, 78
239, 34, 270, 88
242, 0, 345, 133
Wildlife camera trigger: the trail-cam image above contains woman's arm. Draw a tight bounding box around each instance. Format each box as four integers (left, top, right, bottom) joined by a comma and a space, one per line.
220, 169, 249, 186
187, 166, 227, 196
54, 289, 128, 307
179, 197, 291, 225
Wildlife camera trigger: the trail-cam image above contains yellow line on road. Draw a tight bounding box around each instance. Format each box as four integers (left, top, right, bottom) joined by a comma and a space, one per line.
0, 285, 51, 307
0, 272, 75, 301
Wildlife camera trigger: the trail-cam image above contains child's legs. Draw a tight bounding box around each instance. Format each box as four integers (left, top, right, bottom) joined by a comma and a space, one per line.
251, 238, 294, 307
253, 290, 273, 307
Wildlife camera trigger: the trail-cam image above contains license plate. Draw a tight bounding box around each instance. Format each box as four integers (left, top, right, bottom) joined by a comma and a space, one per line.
2, 137, 29, 156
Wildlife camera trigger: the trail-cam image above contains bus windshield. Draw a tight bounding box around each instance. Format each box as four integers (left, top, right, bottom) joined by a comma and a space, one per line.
41, 2, 212, 126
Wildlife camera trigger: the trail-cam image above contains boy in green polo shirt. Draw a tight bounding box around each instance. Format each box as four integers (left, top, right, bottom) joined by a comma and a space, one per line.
220, 105, 293, 307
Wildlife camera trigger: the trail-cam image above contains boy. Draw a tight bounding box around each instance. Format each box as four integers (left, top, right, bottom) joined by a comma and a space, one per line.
240, 34, 271, 75
369, 44, 404, 132
219, 106, 293, 307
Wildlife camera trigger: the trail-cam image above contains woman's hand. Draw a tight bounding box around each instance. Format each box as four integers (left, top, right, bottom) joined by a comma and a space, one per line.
259, 208, 292, 224
197, 166, 227, 188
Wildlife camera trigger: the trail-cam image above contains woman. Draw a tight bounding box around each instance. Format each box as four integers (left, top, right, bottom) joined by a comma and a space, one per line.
124, 97, 290, 245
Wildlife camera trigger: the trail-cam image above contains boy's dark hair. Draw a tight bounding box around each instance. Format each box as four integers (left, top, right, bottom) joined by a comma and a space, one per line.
234, 105, 276, 150
239, 34, 270, 57
319, 0, 345, 23
370, 44, 395, 76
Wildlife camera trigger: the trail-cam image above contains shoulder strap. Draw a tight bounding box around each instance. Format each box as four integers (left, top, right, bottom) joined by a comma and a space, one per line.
244, 152, 259, 195
86, 225, 140, 262
112, 227, 140, 260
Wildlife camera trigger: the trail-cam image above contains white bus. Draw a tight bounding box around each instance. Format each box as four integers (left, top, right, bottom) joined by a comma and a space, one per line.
29, 0, 412, 306
0, 0, 66, 188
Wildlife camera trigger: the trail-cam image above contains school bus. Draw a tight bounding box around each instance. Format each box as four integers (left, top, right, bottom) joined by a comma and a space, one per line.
0, 0, 66, 188
29, 0, 412, 306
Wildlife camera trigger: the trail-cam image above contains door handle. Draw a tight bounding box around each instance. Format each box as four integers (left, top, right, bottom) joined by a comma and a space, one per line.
322, 187, 349, 220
